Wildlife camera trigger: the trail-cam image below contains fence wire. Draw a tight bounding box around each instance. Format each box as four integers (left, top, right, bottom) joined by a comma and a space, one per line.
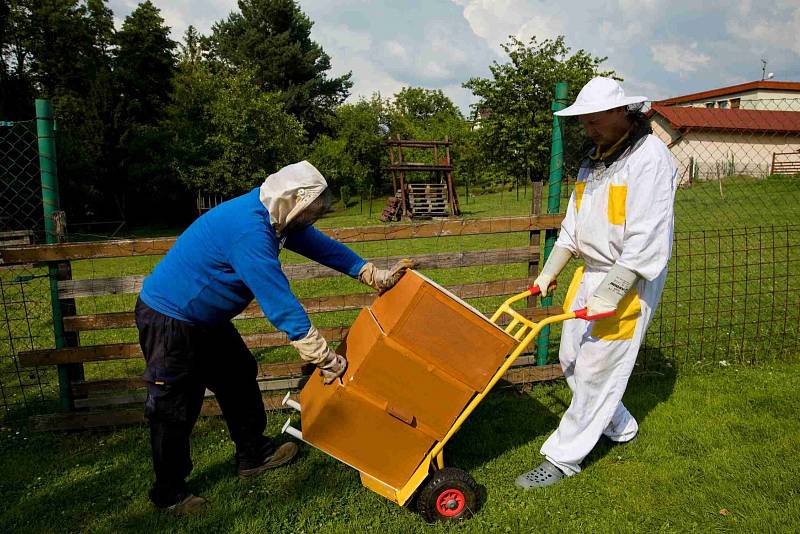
641, 225, 800, 369
1, 121, 54, 420
3, 93, 800, 423
558, 97, 800, 368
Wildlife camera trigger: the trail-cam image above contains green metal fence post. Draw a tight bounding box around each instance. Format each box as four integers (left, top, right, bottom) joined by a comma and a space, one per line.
36, 99, 72, 410
536, 82, 568, 365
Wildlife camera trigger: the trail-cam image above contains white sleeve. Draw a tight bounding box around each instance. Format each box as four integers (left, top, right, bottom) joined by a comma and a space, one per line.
616, 140, 677, 281
554, 187, 579, 255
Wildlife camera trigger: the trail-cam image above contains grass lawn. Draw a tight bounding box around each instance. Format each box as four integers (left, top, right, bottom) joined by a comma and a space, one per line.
1, 361, 798, 533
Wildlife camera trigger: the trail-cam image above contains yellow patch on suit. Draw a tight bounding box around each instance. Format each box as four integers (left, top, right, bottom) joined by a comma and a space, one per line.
591, 288, 641, 341
607, 184, 627, 225
561, 265, 641, 341
574, 182, 586, 213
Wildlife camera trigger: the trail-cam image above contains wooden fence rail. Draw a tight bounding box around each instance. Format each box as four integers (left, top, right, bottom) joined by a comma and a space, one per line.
0, 215, 563, 265
4, 212, 566, 430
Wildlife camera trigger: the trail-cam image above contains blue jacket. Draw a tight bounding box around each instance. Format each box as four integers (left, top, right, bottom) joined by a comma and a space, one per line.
140, 187, 367, 340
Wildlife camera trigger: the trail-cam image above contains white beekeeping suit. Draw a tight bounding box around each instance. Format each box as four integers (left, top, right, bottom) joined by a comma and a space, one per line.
540, 133, 677, 475
517, 77, 678, 487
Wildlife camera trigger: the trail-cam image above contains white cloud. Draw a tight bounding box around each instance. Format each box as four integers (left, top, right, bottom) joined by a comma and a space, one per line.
615, 74, 667, 102
106, 0, 800, 111
422, 60, 453, 80
344, 57, 406, 101
617, 0, 660, 11
111, 0, 237, 39
385, 40, 410, 62
313, 24, 372, 53
597, 19, 644, 51
440, 83, 480, 114
451, 0, 565, 54
650, 42, 711, 76
726, 4, 800, 56
514, 13, 564, 44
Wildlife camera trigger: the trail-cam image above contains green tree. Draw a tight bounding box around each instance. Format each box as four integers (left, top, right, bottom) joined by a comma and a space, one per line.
387, 87, 464, 139
309, 96, 387, 199
464, 36, 613, 185
27, 0, 91, 95
392, 87, 462, 123
15, 0, 118, 219
0, 0, 36, 118
172, 68, 306, 196
109, 1, 180, 222
209, 0, 352, 137
113, 0, 176, 125
163, 26, 215, 190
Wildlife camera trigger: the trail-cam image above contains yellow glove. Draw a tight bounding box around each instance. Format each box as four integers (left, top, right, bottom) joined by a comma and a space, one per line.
358, 259, 414, 293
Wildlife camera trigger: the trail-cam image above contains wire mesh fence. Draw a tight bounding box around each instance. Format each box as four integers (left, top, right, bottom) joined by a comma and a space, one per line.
553, 96, 800, 370
0, 121, 55, 420
1, 121, 43, 239
651, 97, 800, 230
2, 91, 800, 424
641, 225, 800, 370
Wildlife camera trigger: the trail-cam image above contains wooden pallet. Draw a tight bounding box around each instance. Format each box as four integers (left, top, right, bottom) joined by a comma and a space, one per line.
408, 183, 448, 218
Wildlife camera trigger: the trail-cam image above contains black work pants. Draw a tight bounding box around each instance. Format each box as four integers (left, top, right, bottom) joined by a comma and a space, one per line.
134, 297, 273, 507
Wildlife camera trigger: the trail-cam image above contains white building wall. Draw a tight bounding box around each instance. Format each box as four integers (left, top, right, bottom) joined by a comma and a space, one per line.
667, 132, 800, 182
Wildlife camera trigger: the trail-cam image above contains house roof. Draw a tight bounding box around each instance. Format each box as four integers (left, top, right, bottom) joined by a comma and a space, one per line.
655, 80, 800, 106
649, 104, 800, 134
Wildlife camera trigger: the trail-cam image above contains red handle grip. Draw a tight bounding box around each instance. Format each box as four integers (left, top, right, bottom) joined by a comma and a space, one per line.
528, 281, 558, 295
574, 308, 616, 321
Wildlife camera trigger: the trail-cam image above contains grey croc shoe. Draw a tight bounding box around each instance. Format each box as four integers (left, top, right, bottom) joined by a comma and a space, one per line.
515, 460, 565, 489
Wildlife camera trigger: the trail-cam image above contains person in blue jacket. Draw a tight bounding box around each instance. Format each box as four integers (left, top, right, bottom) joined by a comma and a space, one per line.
135, 161, 412, 514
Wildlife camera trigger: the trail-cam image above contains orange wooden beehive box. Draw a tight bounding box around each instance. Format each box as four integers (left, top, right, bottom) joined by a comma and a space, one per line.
298, 270, 516, 495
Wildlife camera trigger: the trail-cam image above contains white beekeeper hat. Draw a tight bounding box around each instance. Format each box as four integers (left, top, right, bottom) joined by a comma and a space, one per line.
555, 77, 647, 117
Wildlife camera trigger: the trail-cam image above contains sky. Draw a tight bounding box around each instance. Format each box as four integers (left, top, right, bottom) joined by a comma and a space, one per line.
108, 0, 800, 113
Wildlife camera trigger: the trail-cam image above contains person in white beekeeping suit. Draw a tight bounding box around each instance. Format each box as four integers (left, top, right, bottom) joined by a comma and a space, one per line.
516, 77, 678, 489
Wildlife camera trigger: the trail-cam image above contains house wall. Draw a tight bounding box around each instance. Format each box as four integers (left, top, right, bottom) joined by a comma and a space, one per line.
667, 131, 800, 182
677, 90, 800, 111
650, 115, 680, 146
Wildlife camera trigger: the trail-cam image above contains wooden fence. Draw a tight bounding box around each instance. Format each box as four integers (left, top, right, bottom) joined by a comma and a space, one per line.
0, 211, 565, 431
770, 151, 800, 175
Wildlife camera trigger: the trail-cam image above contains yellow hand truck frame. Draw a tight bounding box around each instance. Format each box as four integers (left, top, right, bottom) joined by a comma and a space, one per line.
283, 284, 614, 522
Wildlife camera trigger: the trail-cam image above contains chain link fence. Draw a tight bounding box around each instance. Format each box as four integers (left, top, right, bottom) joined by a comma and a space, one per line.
2, 92, 799, 423
0, 121, 55, 420
554, 96, 800, 369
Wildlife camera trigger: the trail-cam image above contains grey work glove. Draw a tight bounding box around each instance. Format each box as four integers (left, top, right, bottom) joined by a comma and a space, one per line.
358, 259, 414, 293
290, 325, 347, 384
587, 263, 640, 317
533, 246, 573, 297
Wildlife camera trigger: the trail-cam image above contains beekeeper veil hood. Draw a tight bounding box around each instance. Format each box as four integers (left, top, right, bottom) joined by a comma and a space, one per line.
259, 161, 330, 235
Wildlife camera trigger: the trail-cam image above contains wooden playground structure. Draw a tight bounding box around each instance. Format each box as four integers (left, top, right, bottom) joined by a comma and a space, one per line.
382, 136, 461, 221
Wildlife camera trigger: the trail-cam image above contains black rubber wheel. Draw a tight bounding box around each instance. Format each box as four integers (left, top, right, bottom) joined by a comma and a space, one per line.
416, 467, 479, 522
